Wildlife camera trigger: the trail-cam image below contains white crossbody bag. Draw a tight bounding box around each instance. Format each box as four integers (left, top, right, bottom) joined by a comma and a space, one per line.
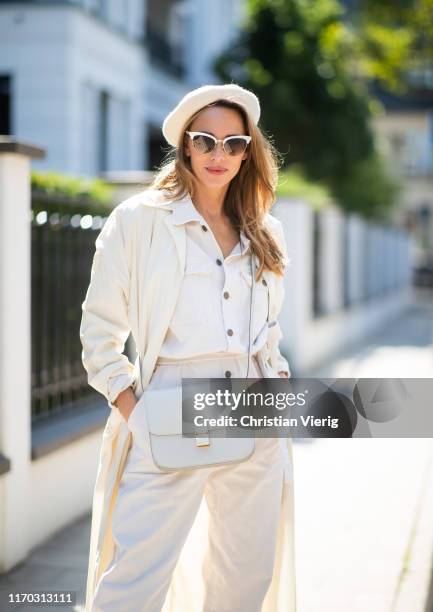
129, 239, 257, 472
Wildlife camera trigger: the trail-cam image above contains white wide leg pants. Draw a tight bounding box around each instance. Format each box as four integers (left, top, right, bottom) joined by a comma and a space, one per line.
91, 354, 287, 612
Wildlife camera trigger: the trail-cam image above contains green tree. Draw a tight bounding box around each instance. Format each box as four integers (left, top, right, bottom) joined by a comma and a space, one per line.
359, 0, 433, 73
213, 0, 406, 219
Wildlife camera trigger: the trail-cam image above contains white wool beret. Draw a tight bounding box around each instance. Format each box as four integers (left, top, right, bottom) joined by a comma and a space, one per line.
162, 83, 261, 146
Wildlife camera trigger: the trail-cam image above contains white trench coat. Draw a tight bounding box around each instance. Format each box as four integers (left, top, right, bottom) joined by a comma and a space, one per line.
80, 187, 297, 612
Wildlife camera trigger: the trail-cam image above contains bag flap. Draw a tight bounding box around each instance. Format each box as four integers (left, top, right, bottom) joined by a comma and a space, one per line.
142, 385, 238, 436
143, 386, 184, 435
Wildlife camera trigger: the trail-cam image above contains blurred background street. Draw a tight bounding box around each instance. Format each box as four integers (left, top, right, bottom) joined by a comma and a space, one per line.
296, 287, 433, 612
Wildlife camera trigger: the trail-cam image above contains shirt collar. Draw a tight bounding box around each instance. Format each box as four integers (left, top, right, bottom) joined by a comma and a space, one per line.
172, 196, 251, 255
172, 196, 203, 225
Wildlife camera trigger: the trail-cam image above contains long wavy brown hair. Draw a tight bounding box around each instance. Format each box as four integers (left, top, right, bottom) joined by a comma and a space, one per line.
148, 99, 286, 279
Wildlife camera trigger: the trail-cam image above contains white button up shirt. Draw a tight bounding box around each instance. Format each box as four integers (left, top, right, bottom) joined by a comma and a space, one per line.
158, 196, 270, 360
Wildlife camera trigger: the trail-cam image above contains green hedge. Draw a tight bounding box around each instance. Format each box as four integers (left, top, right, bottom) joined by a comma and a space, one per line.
276, 165, 333, 210
31, 171, 114, 215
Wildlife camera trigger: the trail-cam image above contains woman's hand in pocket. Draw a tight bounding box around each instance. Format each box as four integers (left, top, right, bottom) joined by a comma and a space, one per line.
113, 387, 138, 424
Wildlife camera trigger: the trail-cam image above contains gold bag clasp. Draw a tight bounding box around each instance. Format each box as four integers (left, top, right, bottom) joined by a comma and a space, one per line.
194, 430, 210, 447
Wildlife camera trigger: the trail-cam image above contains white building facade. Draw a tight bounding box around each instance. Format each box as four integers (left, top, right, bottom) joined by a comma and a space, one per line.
0, 0, 246, 176
371, 83, 433, 255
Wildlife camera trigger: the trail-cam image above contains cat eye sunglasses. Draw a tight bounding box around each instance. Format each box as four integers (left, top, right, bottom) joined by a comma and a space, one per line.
185, 131, 251, 156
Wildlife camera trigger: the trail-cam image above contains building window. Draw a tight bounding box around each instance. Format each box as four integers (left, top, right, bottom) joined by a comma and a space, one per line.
88, 0, 107, 19
403, 130, 431, 176
98, 91, 109, 173
146, 0, 186, 78
0, 75, 12, 135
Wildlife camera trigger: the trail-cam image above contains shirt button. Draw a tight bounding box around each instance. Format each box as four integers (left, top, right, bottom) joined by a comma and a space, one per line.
216, 258, 222, 266
227, 329, 234, 336
223, 291, 230, 299
225, 370, 232, 378
201, 224, 208, 232
262, 278, 267, 286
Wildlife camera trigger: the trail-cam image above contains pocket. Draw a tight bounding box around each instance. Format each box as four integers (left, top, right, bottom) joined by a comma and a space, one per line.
169, 256, 214, 334
126, 393, 147, 435
240, 268, 269, 345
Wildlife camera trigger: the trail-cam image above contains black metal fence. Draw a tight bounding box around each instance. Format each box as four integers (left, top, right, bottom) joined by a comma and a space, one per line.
31, 195, 109, 422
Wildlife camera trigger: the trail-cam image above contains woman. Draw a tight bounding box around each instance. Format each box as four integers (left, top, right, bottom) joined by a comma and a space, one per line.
80, 83, 296, 612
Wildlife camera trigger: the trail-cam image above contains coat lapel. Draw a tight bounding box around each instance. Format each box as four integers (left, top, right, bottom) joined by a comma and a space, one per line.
136, 207, 187, 394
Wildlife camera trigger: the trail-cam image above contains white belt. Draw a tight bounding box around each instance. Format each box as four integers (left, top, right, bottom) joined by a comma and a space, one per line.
156, 352, 257, 365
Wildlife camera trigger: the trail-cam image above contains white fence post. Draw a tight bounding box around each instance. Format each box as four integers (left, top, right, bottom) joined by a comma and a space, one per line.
0, 137, 45, 571
274, 196, 414, 374
318, 208, 345, 314
347, 214, 364, 304
273, 198, 314, 373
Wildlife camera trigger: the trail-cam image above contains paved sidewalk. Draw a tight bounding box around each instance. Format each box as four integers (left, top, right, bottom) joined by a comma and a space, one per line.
295, 288, 433, 612
0, 289, 432, 612
0, 512, 90, 611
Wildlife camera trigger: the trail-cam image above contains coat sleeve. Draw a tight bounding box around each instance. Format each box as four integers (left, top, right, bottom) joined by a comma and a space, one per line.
79, 205, 136, 410
268, 217, 291, 377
